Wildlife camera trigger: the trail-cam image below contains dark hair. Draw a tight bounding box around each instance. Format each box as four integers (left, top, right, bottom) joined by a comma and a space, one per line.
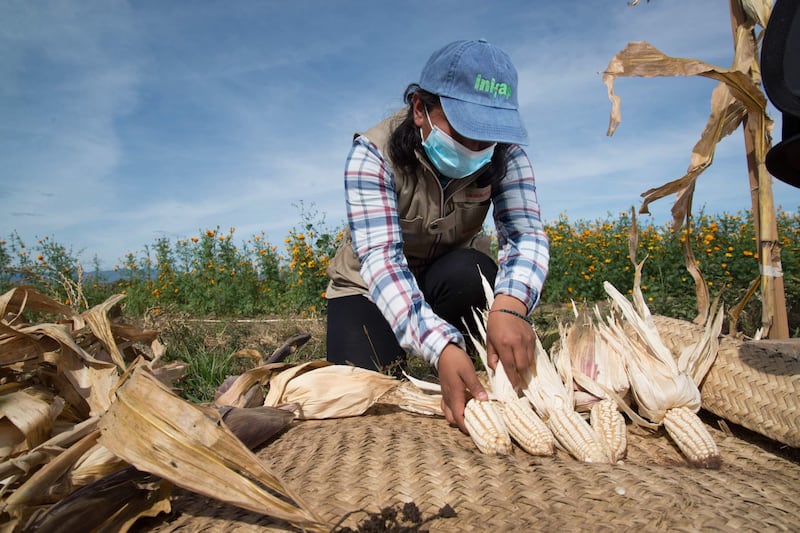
388, 84, 509, 187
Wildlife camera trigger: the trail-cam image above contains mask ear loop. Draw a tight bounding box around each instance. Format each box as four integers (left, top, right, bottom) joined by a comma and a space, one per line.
420, 105, 434, 142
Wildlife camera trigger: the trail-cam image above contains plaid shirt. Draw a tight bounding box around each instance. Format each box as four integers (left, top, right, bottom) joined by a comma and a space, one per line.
345, 137, 549, 367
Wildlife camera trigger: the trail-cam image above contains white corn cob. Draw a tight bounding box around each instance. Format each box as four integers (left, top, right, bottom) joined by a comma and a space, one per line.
546, 406, 610, 463
464, 399, 513, 455
663, 406, 721, 468
499, 397, 554, 456
590, 399, 627, 463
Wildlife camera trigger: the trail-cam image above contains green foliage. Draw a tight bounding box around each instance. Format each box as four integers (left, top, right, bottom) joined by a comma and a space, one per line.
2, 206, 798, 338
109, 204, 344, 318
541, 208, 800, 334
0, 232, 109, 311
158, 320, 259, 403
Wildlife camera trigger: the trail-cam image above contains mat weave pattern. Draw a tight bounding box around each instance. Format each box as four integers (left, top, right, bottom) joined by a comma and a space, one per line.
652, 315, 800, 448
142, 406, 799, 532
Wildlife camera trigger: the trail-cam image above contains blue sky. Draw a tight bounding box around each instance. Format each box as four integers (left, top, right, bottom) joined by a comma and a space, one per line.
2, 0, 798, 270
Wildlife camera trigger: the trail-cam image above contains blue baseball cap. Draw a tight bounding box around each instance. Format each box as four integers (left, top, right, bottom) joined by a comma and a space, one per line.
419, 39, 528, 145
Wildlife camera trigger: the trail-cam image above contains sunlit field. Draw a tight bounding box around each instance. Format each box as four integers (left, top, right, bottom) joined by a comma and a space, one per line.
4, 207, 798, 336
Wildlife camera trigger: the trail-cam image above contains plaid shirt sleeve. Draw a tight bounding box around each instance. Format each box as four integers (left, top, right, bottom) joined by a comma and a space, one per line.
492, 145, 550, 312
344, 136, 465, 368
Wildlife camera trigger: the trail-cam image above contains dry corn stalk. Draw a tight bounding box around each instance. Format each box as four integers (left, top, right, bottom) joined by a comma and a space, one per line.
603, 270, 724, 468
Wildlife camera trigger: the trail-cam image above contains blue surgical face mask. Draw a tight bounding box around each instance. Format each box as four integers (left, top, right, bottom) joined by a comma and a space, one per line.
421, 107, 496, 179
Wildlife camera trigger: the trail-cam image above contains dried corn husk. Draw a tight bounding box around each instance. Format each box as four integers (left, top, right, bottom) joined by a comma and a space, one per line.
552, 309, 631, 462
389, 377, 444, 417
0, 286, 82, 329
214, 362, 292, 408
97, 366, 326, 531
264, 361, 398, 419
741, 0, 772, 28
522, 338, 610, 463
555, 306, 629, 411
81, 294, 128, 369
603, 280, 701, 423
5, 429, 102, 513
0, 390, 59, 461
0, 417, 100, 483
602, 252, 724, 467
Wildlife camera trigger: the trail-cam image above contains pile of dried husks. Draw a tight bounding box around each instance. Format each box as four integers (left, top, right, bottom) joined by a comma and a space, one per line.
0, 286, 329, 532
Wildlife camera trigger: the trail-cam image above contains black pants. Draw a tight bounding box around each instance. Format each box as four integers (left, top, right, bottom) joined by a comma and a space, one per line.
326, 248, 498, 373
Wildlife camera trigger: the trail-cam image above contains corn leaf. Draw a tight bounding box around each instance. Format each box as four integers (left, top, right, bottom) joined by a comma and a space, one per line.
80, 295, 128, 370
0, 287, 83, 329
0, 391, 56, 461
603, 40, 770, 231
97, 367, 326, 531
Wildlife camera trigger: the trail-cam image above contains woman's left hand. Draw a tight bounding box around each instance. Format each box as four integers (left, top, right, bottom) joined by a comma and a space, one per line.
485, 294, 535, 392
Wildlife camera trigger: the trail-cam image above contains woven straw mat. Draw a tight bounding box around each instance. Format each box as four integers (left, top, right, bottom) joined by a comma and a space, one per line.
652, 315, 800, 449
138, 402, 799, 532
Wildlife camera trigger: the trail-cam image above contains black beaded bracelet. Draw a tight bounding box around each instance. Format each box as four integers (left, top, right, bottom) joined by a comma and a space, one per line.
490, 308, 532, 324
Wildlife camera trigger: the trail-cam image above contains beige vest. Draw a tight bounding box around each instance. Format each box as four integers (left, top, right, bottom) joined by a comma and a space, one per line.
326, 110, 493, 299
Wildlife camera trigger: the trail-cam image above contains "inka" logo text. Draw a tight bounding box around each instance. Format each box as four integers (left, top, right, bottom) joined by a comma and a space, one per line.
473, 74, 512, 99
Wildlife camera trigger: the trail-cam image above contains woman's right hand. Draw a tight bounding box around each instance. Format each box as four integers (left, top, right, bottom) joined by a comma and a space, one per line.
437, 344, 488, 434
